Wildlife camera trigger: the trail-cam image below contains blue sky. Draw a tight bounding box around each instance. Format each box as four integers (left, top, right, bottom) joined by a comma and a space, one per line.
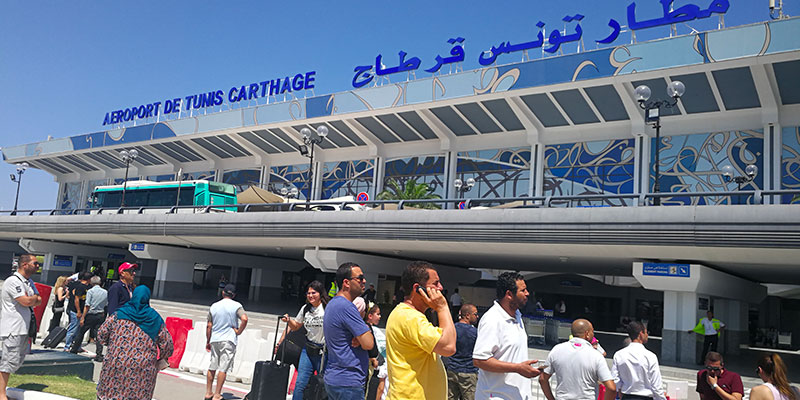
1, 1, 796, 210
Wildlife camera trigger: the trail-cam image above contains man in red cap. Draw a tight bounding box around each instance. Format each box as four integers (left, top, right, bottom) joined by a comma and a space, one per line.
107, 262, 137, 315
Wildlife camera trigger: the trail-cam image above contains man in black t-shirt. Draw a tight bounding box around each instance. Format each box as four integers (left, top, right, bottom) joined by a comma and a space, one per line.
64, 272, 91, 352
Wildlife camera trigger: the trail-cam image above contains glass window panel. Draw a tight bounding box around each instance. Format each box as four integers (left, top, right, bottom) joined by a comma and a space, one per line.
457, 148, 531, 205
781, 126, 800, 204
653, 130, 763, 205
543, 139, 635, 207
383, 155, 446, 200
321, 159, 375, 199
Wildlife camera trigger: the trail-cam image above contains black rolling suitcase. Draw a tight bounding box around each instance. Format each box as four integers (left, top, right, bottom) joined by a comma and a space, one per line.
41, 326, 67, 348
245, 319, 291, 400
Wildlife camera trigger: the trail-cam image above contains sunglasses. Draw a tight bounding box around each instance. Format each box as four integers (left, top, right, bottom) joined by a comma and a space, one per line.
706, 366, 722, 372
348, 274, 366, 281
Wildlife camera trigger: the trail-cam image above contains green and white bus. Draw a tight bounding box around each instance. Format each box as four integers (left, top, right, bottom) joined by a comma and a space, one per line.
90, 180, 237, 211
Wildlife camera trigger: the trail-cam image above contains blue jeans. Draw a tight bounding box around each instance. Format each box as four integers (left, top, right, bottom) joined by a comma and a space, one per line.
324, 383, 365, 400
292, 348, 322, 400
64, 311, 79, 351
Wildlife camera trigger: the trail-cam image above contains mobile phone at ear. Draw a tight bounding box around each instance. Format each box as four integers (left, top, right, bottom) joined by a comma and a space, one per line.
416, 286, 426, 296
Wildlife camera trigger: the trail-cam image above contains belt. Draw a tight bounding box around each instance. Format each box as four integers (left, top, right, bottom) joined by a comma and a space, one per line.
87, 311, 105, 315
621, 394, 653, 400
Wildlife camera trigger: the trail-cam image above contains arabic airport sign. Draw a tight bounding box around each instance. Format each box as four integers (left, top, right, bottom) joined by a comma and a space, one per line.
102, 71, 317, 126
642, 262, 691, 278
351, 0, 729, 87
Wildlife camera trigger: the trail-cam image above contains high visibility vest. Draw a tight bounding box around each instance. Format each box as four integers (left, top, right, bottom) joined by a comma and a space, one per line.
692, 318, 723, 336
328, 282, 337, 297
106, 269, 115, 280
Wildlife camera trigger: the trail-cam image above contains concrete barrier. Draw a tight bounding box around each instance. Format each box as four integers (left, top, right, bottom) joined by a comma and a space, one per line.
227, 329, 269, 383
179, 321, 208, 373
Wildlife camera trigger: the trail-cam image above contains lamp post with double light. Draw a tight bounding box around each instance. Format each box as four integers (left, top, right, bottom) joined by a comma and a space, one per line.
298, 126, 328, 209
453, 177, 476, 199
722, 164, 758, 204
634, 81, 686, 205
119, 149, 138, 208
280, 186, 300, 199
9, 162, 29, 212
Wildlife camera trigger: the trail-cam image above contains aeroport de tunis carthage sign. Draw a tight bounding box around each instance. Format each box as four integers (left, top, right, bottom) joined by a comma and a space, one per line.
101, 0, 728, 126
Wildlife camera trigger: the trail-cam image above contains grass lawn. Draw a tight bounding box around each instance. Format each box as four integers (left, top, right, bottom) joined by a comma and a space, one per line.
8, 374, 96, 400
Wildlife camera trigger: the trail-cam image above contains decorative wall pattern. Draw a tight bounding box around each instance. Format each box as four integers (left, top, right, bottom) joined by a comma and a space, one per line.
456, 148, 531, 201
782, 126, 800, 204
222, 169, 261, 193
270, 164, 311, 200
146, 174, 175, 182
321, 159, 374, 199
655, 130, 763, 205
543, 139, 635, 206
60, 182, 83, 210
85, 179, 108, 208
383, 156, 446, 198
181, 170, 215, 181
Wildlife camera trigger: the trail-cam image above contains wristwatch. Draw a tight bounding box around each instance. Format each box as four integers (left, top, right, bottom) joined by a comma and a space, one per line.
712, 384, 719, 390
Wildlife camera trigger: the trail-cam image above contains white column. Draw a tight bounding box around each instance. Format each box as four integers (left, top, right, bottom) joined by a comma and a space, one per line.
662, 291, 701, 363
249, 267, 283, 302
154, 259, 194, 299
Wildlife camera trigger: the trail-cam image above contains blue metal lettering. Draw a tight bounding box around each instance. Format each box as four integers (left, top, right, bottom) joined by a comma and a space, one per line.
304, 71, 316, 90
214, 90, 224, 106
228, 87, 238, 103
236, 85, 247, 102
185, 95, 194, 110
280, 77, 292, 94
292, 74, 304, 91
260, 81, 269, 97
269, 79, 281, 96
248, 84, 259, 100
103, 113, 110, 125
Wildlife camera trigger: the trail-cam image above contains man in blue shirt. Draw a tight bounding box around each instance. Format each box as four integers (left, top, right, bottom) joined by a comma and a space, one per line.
70, 276, 108, 361
323, 262, 374, 400
107, 262, 137, 315
444, 304, 480, 400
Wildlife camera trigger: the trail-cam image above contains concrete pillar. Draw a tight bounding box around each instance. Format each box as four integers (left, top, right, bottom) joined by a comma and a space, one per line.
249, 267, 283, 303
662, 291, 701, 363
154, 259, 194, 299
40, 253, 75, 286
230, 267, 240, 284
634, 262, 766, 364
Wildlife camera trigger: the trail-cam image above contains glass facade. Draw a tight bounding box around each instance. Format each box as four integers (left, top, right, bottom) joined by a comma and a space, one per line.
270, 164, 311, 200
146, 174, 176, 182
321, 159, 374, 199
543, 139, 635, 206
456, 148, 531, 203
85, 179, 108, 208
181, 170, 215, 181
383, 155, 446, 198
222, 169, 261, 193
60, 182, 83, 210
655, 130, 763, 205
782, 126, 800, 204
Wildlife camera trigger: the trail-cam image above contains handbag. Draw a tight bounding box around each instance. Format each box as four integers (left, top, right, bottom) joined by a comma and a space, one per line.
276, 325, 305, 367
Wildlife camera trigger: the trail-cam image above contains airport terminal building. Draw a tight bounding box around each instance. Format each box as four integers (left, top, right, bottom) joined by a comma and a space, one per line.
3, 11, 800, 364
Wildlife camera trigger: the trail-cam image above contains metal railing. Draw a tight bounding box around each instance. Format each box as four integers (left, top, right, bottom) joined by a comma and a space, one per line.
1, 189, 798, 216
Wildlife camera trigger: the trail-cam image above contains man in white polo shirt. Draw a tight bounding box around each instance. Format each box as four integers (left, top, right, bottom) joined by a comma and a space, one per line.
539, 319, 616, 400
612, 321, 666, 400
205, 284, 248, 400
1, 254, 42, 400
473, 272, 540, 400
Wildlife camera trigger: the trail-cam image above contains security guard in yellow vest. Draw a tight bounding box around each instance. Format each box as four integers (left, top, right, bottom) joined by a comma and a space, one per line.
328, 281, 337, 298
688, 310, 725, 362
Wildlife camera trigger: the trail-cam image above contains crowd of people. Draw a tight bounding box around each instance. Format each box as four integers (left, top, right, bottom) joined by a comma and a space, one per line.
0, 256, 798, 400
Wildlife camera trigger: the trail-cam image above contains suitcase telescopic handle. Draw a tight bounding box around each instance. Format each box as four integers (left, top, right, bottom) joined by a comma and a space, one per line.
271, 317, 289, 363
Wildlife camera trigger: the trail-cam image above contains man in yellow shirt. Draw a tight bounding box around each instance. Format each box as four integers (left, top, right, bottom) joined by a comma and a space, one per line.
386, 261, 456, 400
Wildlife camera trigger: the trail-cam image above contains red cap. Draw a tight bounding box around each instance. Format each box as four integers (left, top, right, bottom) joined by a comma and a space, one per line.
118, 262, 139, 273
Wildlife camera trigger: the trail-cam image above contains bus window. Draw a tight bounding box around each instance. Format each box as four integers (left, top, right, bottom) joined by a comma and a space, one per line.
209, 182, 236, 195
95, 191, 122, 208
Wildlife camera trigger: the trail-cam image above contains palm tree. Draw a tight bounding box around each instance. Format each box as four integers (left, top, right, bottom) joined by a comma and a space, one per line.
377, 178, 442, 209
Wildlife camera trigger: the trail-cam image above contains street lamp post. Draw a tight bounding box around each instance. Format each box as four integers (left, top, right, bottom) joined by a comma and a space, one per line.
722, 164, 758, 204
9, 162, 29, 212
453, 177, 476, 199
634, 81, 686, 205
298, 126, 328, 209
119, 149, 138, 208
280, 186, 300, 199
